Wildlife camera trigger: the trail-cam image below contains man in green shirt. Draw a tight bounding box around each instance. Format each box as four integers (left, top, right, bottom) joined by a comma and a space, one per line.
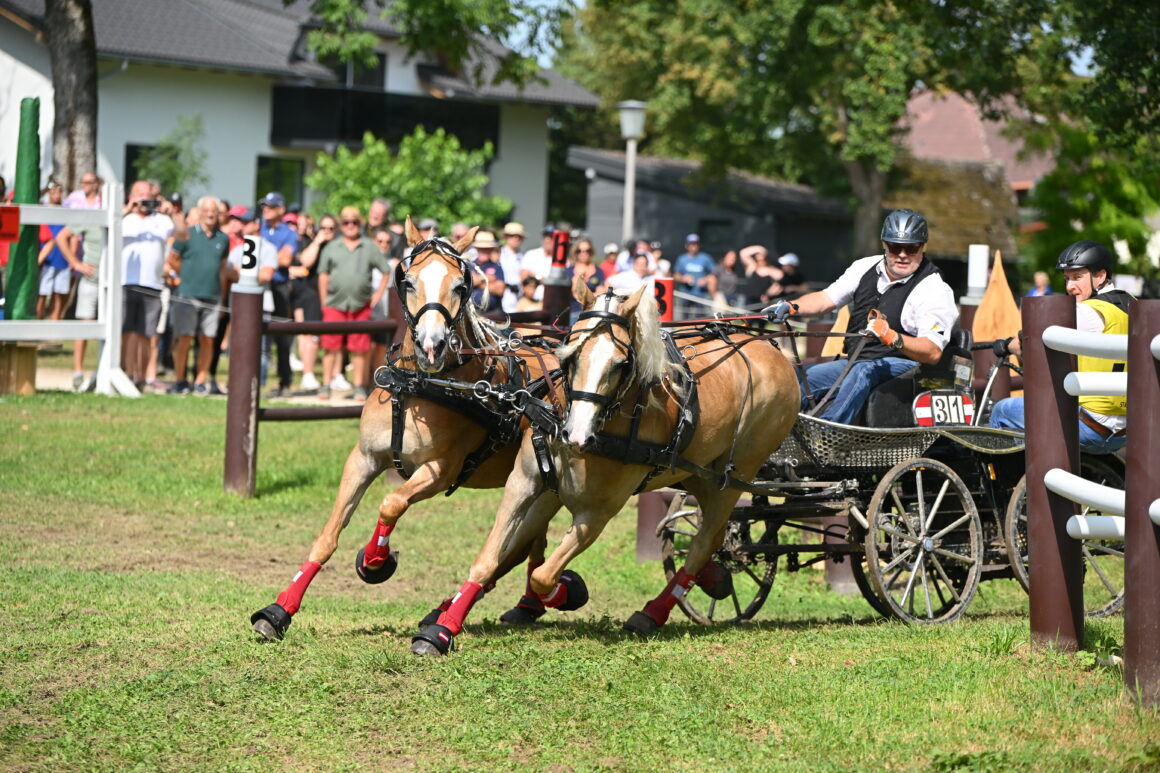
166, 195, 232, 395
317, 205, 390, 400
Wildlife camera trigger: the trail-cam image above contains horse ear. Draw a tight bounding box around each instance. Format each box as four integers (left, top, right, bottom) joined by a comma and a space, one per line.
454, 226, 479, 255
620, 282, 649, 317
405, 216, 421, 247
573, 273, 596, 309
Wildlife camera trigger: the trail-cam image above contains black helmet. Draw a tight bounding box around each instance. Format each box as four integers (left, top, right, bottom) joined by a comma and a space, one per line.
880, 209, 928, 244
1056, 240, 1113, 274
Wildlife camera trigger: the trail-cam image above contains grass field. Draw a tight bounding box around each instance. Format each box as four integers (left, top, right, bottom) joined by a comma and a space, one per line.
2, 392, 1158, 771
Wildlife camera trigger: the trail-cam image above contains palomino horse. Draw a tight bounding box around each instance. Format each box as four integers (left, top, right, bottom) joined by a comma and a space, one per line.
411, 277, 800, 654
250, 217, 570, 639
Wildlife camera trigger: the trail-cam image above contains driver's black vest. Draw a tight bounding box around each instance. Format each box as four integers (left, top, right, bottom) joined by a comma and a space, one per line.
844, 257, 940, 362
1095, 288, 1133, 314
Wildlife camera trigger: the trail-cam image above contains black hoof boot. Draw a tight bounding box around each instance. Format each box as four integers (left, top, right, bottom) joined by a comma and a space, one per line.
697, 561, 734, 601
411, 624, 455, 656
355, 548, 397, 585
250, 603, 291, 640
623, 610, 660, 638
417, 607, 446, 629
499, 602, 545, 626
553, 570, 590, 612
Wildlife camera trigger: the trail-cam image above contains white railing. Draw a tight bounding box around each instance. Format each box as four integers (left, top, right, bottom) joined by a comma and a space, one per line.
0, 184, 136, 395
1041, 323, 1160, 535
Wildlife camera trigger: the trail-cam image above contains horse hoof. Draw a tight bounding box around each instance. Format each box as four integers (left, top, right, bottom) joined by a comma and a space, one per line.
553, 570, 590, 612
355, 548, 397, 585
250, 603, 291, 640
499, 605, 545, 626
697, 561, 734, 601
623, 610, 660, 638
411, 624, 455, 656
417, 607, 444, 629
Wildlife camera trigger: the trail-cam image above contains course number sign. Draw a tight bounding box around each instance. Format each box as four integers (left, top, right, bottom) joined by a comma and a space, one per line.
913, 390, 974, 427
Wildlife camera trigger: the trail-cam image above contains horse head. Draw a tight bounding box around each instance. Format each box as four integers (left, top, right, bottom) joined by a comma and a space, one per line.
557, 275, 671, 447
397, 216, 480, 372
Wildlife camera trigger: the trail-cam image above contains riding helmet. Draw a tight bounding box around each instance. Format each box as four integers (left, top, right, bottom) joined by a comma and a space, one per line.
880, 209, 929, 244
1055, 240, 1114, 274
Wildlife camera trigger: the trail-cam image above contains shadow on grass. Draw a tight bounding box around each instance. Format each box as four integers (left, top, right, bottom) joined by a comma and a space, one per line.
258, 470, 320, 497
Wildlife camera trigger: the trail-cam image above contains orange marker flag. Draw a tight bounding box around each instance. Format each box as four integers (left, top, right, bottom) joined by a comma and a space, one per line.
971, 250, 1021, 343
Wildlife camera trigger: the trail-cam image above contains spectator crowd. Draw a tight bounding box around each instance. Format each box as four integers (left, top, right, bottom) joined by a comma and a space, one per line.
4, 175, 815, 399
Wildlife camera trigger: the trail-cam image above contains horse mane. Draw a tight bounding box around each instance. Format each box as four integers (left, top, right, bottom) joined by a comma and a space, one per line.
629, 287, 683, 396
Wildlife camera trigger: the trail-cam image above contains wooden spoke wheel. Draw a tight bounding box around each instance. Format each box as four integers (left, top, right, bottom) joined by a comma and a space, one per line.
659, 492, 778, 624
1004, 455, 1126, 618
864, 459, 983, 624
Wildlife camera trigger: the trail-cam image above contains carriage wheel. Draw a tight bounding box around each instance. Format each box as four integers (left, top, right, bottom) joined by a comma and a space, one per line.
1003, 455, 1126, 618
659, 492, 777, 624
865, 459, 983, 624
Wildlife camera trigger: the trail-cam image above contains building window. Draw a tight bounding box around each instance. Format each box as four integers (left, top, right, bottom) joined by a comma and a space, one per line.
255, 156, 304, 208
124, 143, 155, 191
325, 53, 387, 91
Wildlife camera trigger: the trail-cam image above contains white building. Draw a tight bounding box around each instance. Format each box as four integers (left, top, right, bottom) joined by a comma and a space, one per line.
0, 0, 596, 227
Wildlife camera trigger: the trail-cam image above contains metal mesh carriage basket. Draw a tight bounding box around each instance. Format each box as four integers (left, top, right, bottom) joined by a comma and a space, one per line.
787, 413, 941, 470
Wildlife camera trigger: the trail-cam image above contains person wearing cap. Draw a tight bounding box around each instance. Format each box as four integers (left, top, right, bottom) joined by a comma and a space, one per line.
673, 233, 716, 319
257, 191, 297, 395
763, 208, 958, 425
499, 222, 526, 312
519, 225, 555, 285
317, 206, 390, 400
989, 240, 1133, 453
777, 252, 808, 295
469, 231, 506, 313
59, 173, 105, 390
599, 242, 620, 279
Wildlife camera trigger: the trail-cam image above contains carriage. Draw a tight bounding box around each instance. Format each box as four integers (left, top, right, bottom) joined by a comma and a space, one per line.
657, 330, 1127, 625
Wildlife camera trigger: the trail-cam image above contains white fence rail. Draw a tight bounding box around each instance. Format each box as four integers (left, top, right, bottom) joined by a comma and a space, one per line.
0, 184, 135, 395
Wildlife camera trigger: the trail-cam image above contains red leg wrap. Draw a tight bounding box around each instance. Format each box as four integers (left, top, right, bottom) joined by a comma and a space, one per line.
361, 519, 396, 569
274, 560, 322, 616
641, 567, 695, 627
436, 581, 484, 636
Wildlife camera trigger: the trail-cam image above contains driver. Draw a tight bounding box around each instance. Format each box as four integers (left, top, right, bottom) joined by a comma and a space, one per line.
764, 209, 958, 424
988, 240, 1133, 454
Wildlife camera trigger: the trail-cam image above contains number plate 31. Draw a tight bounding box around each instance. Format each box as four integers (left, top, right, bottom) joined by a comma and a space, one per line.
913, 390, 974, 427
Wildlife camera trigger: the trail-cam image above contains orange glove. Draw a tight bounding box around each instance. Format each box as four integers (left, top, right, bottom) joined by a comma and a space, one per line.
864, 309, 903, 350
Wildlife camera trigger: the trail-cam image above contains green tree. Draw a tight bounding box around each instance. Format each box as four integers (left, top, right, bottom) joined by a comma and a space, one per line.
306, 127, 513, 227
1023, 125, 1160, 293
289, 0, 568, 86
133, 114, 210, 197
559, 0, 1057, 252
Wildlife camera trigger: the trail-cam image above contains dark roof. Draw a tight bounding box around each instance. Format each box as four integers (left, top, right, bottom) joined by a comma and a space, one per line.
568, 146, 848, 216
2, 0, 334, 79
0, 0, 596, 106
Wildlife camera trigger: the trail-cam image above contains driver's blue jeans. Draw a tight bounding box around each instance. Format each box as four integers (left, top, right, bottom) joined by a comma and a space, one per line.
989, 397, 1126, 455
800, 357, 917, 425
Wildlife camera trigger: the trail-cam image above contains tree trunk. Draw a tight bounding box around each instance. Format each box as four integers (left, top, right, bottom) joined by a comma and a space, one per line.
44, 0, 97, 191
844, 158, 887, 256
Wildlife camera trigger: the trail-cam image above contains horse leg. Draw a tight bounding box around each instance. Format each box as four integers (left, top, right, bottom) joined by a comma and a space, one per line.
624, 483, 742, 637
412, 458, 560, 655
525, 506, 620, 614
497, 532, 550, 626
251, 445, 385, 640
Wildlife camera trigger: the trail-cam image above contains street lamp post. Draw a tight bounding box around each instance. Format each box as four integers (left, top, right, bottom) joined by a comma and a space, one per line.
617, 100, 647, 247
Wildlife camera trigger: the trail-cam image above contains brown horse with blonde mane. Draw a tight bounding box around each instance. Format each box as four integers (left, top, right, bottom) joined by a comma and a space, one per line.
412, 275, 800, 654
250, 217, 570, 639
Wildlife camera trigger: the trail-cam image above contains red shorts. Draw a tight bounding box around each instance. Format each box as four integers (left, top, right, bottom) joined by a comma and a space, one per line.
321, 304, 372, 352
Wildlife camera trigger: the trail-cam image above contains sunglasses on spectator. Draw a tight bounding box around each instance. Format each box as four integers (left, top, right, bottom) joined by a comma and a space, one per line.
320, 224, 335, 230
576, 247, 592, 253
885, 242, 923, 256
341, 219, 361, 226
81, 178, 97, 185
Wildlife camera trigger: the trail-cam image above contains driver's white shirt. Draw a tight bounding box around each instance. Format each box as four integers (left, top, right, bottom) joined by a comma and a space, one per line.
823, 254, 958, 350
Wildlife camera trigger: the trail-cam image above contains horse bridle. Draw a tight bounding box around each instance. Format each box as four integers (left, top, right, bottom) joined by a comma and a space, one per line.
562, 300, 638, 422
395, 238, 472, 345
